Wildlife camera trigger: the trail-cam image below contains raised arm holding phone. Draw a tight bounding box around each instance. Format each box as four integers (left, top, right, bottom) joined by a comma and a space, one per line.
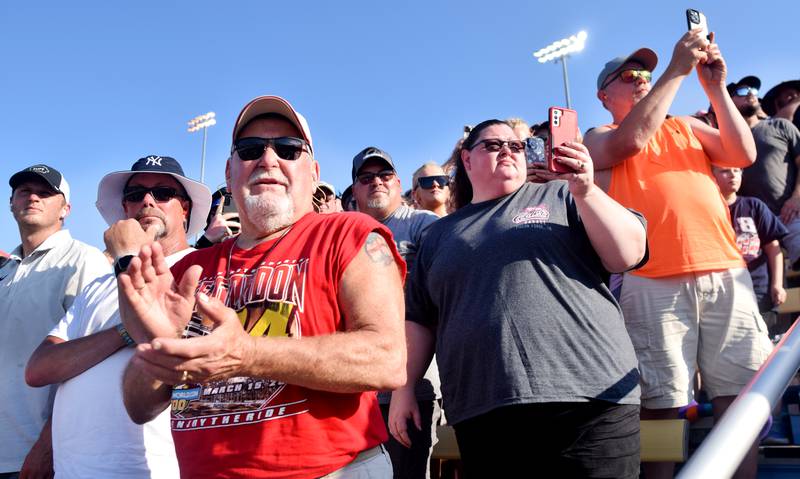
584, 13, 768, 479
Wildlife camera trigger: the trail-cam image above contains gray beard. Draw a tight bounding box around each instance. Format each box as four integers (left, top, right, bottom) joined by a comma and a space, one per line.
243, 194, 295, 235
152, 223, 167, 240
367, 197, 389, 209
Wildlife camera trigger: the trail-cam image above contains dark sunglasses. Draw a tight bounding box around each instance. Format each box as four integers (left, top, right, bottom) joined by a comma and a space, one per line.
233, 136, 310, 161
416, 175, 449, 189
470, 138, 526, 154
733, 86, 758, 97
601, 69, 652, 89
123, 186, 186, 203
356, 169, 396, 185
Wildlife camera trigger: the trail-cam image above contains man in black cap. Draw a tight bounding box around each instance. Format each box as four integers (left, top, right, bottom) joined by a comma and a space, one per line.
24, 156, 211, 477
0, 164, 109, 478
585, 30, 769, 478
351, 146, 442, 479
730, 76, 800, 271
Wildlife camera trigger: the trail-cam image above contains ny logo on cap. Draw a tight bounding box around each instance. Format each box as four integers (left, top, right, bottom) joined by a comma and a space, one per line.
145, 156, 163, 166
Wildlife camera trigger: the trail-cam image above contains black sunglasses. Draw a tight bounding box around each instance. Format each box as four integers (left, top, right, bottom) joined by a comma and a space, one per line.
470, 139, 525, 154
123, 186, 186, 203
416, 175, 449, 189
356, 169, 396, 185
233, 136, 310, 161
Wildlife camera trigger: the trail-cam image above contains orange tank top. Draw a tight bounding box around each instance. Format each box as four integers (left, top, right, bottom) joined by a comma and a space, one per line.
607, 117, 744, 277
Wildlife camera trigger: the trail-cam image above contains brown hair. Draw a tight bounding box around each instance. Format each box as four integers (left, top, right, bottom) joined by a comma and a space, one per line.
452, 119, 511, 210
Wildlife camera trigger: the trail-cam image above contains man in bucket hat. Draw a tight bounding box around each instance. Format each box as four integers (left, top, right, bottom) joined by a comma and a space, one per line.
585, 30, 769, 478
119, 96, 406, 477
25, 155, 211, 477
0, 164, 109, 477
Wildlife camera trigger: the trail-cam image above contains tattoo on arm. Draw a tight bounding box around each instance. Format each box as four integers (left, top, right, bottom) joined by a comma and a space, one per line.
364, 232, 394, 266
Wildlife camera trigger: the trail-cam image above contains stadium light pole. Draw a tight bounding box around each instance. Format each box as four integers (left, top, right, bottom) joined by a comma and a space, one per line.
533, 31, 588, 109
187, 112, 217, 184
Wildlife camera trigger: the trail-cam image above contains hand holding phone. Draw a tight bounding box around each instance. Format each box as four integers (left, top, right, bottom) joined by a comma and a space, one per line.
548, 107, 579, 173
526, 107, 580, 175
686, 8, 709, 40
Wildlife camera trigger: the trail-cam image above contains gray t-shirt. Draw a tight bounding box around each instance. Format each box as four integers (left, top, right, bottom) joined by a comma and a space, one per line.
740, 118, 800, 214
378, 205, 441, 403
406, 182, 642, 425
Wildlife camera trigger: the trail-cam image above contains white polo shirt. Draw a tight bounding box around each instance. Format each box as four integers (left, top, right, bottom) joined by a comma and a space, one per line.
0, 229, 110, 473
47, 248, 193, 479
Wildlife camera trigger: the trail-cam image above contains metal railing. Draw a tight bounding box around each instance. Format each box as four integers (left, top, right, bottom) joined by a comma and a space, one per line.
678, 317, 800, 479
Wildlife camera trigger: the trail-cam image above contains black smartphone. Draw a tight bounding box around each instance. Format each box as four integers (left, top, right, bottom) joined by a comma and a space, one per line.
686, 8, 709, 40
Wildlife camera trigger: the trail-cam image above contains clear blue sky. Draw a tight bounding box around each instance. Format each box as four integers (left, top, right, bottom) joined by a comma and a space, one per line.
1, 1, 798, 251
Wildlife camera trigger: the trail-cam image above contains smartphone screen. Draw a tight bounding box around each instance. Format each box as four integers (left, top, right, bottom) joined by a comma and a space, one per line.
548, 107, 579, 173
686, 9, 709, 40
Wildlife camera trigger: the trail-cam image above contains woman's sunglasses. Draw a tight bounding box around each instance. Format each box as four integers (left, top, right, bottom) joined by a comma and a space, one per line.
233, 136, 310, 161
470, 139, 526, 154
416, 175, 449, 189
122, 186, 186, 203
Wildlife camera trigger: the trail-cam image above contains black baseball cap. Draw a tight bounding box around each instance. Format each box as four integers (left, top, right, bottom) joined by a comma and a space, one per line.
351, 147, 396, 182
726, 76, 761, 96
9, 164, 70, 203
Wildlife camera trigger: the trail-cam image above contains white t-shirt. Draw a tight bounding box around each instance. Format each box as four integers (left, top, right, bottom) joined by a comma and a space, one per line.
48, 249, 192, 478
0, 230, 110, 473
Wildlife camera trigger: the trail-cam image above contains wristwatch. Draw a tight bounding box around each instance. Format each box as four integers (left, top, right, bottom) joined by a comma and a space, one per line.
115, 323, 136, 347
114, 255, 135, 277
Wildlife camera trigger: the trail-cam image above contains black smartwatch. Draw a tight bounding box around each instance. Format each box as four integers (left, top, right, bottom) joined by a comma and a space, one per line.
114, 255, 135, 277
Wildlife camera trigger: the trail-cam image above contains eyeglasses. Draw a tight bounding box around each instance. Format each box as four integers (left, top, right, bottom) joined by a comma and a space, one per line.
470, 139, 525, 154
123, 186, 186, 203
416, 175, 449, 190
732, 86, 758, 97
233, 136, 310, 161
356, 169, 396, 185
601, 69, 652, 89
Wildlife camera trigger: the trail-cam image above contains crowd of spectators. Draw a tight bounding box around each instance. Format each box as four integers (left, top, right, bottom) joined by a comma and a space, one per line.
2, 22, 800, 479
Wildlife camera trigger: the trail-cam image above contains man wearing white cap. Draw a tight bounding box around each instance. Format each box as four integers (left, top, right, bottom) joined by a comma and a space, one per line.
585, 30, 768, 478
119, 96, 406, 478
0, 164, 109, 478
25, 155, 211, 478
314, 180, 342, 213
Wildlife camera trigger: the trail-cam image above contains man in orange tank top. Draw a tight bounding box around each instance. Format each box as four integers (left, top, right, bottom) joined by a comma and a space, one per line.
584, 30, 771, 479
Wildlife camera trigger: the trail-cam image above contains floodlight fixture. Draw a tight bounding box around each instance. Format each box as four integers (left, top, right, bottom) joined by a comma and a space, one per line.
187, 111, 216, 184
533, 30, 588, 108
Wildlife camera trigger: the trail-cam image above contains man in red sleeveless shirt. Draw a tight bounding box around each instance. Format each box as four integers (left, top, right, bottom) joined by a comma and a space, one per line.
117, 95, 406, 478
585, 31, 770, 478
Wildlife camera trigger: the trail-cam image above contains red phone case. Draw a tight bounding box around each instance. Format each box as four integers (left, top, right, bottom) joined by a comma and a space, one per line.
548, 107, 579, 173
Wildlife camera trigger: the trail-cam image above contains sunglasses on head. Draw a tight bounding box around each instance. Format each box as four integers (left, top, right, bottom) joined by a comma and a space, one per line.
356, 169, 396, 185
123, 186, 186, 203
733, 86, 758, 97
602, 69, 652, 89
233, 136, 310, 162
470, 138, 526, 154
416, 175, 449, 189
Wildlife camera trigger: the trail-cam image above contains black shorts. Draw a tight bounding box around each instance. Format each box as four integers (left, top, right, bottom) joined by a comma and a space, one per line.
453, 401, 640, 479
